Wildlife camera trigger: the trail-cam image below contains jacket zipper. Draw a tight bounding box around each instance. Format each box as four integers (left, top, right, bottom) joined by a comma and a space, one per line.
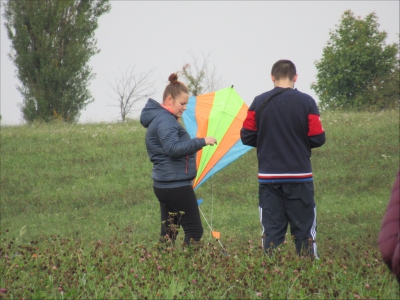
185, 156, 188, 174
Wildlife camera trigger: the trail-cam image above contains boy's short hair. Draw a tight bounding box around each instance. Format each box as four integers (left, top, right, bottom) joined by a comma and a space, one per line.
271, 60, 297, 81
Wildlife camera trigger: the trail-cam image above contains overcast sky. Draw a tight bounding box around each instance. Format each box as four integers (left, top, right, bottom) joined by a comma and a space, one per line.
1, 1, 399, 125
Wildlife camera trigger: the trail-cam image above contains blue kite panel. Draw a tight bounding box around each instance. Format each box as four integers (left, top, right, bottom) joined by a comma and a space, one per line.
182, 96, 197, 139
194, 140, 252, 190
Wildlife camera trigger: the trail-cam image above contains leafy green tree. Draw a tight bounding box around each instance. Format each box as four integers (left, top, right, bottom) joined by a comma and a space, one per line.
181, 52, 224, 96
360, 57, 399, 110
3, 0, 111, 122
311, 10, 399, 110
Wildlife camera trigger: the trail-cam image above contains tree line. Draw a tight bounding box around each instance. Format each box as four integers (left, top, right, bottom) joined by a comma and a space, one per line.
3, 1, 399, 123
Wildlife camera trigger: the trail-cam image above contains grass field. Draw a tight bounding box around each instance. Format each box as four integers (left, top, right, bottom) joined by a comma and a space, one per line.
1, 109, 399, 298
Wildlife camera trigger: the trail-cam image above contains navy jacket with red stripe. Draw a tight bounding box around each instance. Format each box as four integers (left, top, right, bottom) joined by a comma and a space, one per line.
240, 87, 325, 184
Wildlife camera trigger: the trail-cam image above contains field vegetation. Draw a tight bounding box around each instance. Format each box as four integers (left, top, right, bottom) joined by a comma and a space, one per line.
0, 110, 399, 299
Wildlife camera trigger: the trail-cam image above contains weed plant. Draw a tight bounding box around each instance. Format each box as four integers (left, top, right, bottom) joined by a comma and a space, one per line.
0, 110, 399, 298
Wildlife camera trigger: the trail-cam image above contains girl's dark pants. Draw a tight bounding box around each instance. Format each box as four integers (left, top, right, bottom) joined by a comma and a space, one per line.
154, 185, 203, 244
259, 182, 318, 257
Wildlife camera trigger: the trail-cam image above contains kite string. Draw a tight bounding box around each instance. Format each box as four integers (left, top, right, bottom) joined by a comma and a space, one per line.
198, 204, 225, 250
211, 174, 214, 238
198, 206, 213, 235
202, 86, 234, 239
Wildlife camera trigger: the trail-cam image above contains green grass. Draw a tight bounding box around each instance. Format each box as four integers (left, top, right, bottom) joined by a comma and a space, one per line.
1, 110, 399, 298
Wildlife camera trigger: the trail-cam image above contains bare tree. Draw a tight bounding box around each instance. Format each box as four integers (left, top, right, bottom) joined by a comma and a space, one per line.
108, 67, 156, 121
181, 51, 224, 96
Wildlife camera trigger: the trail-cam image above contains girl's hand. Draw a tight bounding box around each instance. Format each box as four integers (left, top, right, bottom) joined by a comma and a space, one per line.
204, 137, 217, 146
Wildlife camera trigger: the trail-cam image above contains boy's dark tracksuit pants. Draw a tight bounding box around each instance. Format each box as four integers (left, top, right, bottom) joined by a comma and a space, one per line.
154, 185, 203, 244
259, 182, 318, 257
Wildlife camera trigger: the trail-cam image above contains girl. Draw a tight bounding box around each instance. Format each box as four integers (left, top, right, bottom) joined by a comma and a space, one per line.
140, 73, 217, 244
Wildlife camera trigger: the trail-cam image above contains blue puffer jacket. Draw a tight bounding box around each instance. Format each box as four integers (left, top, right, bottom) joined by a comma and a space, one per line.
140, 99, 206, 188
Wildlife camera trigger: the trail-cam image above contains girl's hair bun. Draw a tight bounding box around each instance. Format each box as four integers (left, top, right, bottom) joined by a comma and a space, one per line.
168, 73, 178, 83
163, 72, 188, 101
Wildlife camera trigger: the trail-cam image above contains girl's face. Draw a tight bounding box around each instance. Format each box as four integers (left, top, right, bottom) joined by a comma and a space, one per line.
166, 92, 189, 118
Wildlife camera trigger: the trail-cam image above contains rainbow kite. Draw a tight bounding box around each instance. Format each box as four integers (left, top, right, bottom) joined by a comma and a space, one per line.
182, 86, 252, 190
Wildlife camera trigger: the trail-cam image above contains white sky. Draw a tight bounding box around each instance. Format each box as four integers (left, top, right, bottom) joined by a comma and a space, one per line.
1, 1, 399, 125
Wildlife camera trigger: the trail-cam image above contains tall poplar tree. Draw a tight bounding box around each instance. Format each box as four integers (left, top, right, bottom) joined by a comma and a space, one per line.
3, 0, 111, 122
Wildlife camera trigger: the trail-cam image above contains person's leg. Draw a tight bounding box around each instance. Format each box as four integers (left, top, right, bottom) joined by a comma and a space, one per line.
283, 182, 318, 257
154, 187, 179, 243
259, 184, 288, 252
172, 185, 203, 244
154, 185, 203, 244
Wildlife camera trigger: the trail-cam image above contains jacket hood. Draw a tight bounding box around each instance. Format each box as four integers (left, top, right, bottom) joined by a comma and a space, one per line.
140, 99, 170, 128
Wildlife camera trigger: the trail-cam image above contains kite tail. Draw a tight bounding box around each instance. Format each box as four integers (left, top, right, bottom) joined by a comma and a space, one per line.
198, 206, 227, 254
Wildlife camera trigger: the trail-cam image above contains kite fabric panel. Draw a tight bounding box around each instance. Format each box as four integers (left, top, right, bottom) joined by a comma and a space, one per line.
182, 86, 252, 190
